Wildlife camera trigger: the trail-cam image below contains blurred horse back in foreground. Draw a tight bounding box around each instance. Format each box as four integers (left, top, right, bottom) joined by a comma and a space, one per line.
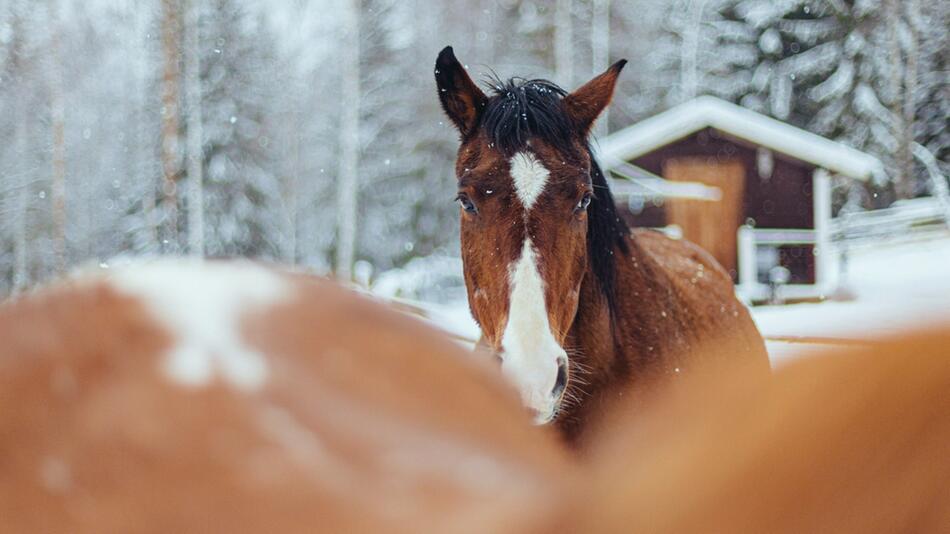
0, 259, 568, 534
3, 259, 948, 533
563, 326, 950, 533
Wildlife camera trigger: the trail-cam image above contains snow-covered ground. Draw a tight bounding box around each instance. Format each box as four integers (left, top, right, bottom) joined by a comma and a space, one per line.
755, 234, 950, 363
376, 233, 950, 366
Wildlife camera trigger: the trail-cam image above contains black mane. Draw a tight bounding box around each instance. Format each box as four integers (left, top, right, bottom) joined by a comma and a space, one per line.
481, 77, 630, 314
586, 156, 630, 314
481, 77, 573, 155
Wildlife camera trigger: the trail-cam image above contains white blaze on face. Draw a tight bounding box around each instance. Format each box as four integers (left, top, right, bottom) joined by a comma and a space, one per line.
510, 151, 548, 210
502, 151, 568, 424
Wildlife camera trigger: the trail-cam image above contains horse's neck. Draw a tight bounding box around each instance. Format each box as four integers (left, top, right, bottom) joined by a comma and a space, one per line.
559, 238, 662, 443
567, 252, 625, 385
558, 248, 637, 445
568, 236, 658, 384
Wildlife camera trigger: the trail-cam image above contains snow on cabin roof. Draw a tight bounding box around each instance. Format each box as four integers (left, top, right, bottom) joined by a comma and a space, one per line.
597, 96, 884, 181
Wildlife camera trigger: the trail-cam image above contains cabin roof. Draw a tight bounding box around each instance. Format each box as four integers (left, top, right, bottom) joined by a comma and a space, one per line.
597, 96, 884, 181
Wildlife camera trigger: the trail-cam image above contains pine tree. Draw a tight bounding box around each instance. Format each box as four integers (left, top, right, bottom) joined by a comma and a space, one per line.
195, 0, 284, 259
356, 0, 456, 270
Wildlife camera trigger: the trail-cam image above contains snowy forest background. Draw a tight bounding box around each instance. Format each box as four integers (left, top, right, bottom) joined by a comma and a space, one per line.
0, 0, 946, 296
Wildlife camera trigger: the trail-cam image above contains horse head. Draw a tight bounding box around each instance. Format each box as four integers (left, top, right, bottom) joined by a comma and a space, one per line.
435, 46, 627, 423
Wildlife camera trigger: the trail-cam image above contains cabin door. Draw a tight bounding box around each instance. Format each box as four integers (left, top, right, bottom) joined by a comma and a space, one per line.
663, 158, 745, 277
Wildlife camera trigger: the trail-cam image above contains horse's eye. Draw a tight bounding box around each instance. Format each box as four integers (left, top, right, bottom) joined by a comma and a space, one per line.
456, 194, 478, 214
575, 193, 592, 213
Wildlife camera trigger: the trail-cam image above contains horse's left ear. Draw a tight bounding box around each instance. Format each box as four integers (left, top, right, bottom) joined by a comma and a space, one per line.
563, 59, 627, 135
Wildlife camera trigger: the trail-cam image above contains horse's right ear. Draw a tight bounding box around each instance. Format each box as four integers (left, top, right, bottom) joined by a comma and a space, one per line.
435, 46, 487, 136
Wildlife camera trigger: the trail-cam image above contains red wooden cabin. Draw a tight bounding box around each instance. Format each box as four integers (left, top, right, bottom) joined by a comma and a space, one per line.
598, 96, 882, 303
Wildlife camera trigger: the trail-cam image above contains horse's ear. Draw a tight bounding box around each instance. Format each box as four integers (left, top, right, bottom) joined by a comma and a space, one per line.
435, 46, 487, 136
563, 59, 627, 135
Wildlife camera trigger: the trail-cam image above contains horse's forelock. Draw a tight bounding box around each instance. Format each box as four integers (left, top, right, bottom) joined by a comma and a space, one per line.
480, 77, 573, 156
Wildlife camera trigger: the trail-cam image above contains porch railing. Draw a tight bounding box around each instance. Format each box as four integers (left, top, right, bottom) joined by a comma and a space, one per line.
736, 226, 821, 303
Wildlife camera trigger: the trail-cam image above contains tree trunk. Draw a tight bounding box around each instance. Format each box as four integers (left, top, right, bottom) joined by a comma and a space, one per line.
335, 0, 361, 281
591, 0, 610, 137
48, 2, 67, 273
160, 0, 182, 252
885, 0, 915, 199
284, 93, 301, 266
554, 0, 573, 86
474, 0, 495, 63
13, 102, 30, 293
135, 5, 158, 250
680, 0, 708, 103
10, 2, 30, 292
899, 0, 919, 199
183, 0, 204, 255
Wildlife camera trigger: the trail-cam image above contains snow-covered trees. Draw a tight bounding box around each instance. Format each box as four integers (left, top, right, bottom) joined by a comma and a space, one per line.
631, 0, 947, 198
913, 2, 950, 186
3, 0, 32, 292
196, 0, 284, 259
183, 0, 204, 255
159, 0, 182, 252
0, 0, 945, 295
555, 0, 575, 86
334, 0, 360, 280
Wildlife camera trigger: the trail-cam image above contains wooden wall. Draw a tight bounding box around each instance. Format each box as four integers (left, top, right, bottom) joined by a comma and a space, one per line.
618, 128, 816, 283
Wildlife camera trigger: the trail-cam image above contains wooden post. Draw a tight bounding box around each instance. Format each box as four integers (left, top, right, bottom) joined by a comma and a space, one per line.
813, 168, 834, 297
737, 225, 757, 302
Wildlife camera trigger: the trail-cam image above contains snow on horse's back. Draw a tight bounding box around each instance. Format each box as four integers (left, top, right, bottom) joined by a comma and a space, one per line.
0, 259, 568, 534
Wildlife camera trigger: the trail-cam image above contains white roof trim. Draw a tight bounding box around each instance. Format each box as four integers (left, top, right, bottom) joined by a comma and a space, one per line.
609, 177, 723, 202
597, 96, 884, 181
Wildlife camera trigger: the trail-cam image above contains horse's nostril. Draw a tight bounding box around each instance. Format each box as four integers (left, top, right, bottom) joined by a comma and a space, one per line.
552, 358, 568, 399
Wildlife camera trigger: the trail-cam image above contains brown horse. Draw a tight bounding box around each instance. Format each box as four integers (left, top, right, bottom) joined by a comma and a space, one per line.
434, 46, 768, 442
0, 260, 569, 533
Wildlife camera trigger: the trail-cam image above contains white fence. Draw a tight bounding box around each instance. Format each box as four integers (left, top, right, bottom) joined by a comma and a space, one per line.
832, 197, 950, 247
736, 226, 823, 303
737, 196, 950, 304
